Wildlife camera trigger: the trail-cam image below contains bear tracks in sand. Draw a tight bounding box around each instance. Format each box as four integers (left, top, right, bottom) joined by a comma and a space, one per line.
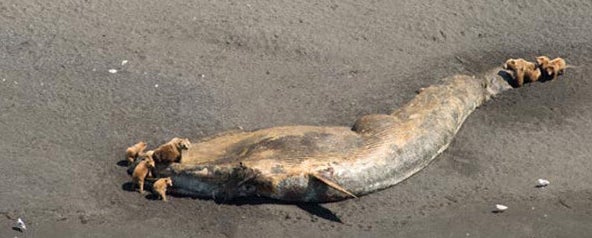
157, 68, 522, 202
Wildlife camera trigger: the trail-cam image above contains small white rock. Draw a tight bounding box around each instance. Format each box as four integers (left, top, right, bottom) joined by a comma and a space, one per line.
121, 60, 128, 66
200, 74, 205, 78
495, 204, 508, 212
16, 218, 26, 230
108, 69, 118, 74
14, 81, 18, 85
537, 179, 550, 187
2, 78, 5, 82
92, 68, 96, 72
154, 84, 159, 88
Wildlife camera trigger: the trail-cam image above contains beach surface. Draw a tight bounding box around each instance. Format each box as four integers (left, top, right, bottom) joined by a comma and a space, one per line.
1, 1, 591, 237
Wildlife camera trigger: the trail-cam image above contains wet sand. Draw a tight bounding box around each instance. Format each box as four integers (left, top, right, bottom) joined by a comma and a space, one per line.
1, 0, 592, 237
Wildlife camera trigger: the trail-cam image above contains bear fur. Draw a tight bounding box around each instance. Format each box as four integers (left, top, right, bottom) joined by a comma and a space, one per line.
132, 155, 155, 194
503, 58, 541, 87
536, 56, 567, 80
152, 138, 191, 164
536, 56, 551, 68
125, 141, 147, 165
153, 177, 173, 202
126, 150, 154, 176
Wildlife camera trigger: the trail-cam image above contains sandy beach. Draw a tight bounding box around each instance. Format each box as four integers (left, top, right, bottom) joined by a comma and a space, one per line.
1, 0, 591, 237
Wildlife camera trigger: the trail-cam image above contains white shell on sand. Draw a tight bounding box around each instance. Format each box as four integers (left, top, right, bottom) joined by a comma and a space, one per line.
495, 204, 508, 212
537, 179, 550, 187
16, 218, 26, 230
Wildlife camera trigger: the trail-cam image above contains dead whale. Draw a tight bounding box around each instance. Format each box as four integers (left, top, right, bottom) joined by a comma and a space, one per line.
152, 68, 522, 202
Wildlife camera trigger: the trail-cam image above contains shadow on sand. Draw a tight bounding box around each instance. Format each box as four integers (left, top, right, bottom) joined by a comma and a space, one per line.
174, 193, 343, 223
116, 160, 129, 167
120, 177, 343, 222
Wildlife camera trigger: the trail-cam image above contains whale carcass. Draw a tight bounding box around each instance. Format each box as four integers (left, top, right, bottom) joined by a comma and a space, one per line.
156, 68, 516, 202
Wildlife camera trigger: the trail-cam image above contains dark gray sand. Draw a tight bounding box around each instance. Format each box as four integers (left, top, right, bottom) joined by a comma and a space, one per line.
1, 0, 592, 237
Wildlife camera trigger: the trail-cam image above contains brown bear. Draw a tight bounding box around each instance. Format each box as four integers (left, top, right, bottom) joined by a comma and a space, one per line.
536, 56, 567, 80
125, 141, 147, 165
132, 155, 155, 194
503, 58, 541, 87
138, 149, 154, 160
126, 150, 155, 176
152, 138, 191, 164
536, 56, 551, 68
152, 177, 173, 202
